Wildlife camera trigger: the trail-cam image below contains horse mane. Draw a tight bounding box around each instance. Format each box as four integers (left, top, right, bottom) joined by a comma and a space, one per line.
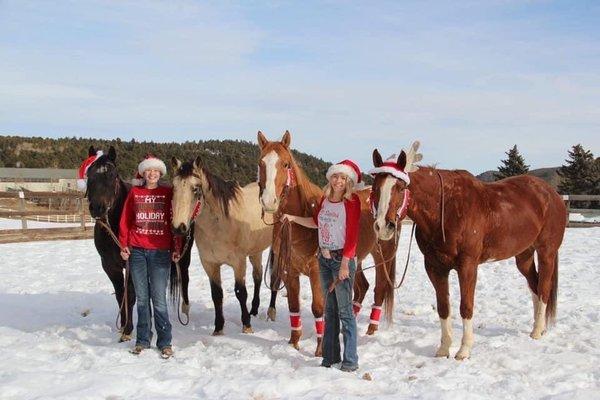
289, 154, 323, 215
202, 167, 242, 218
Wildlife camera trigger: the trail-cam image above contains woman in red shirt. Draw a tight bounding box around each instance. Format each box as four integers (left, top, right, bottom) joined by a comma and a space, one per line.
119, 155, 180, 359
282, 160, 361, 372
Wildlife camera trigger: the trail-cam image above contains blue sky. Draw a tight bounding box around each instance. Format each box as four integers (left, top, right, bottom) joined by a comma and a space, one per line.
1, 0, 598, 174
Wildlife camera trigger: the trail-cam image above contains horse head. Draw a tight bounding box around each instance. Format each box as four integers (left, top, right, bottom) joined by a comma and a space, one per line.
85, 146, 122, 219
370, 142, 421, 240
171, 156, 205, 236
257, 130, 295, 214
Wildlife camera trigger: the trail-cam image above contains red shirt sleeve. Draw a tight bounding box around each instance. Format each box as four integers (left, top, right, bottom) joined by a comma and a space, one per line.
118, 189, 135, 249
342, 194, 361, 259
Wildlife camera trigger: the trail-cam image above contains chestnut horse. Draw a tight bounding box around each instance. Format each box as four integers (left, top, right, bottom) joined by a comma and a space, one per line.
257, 131, 398, 355
370, 142, 566, 359
171, 156, 272, 334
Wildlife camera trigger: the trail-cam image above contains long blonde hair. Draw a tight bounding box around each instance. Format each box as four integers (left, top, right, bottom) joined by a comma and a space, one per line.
323, 177, 356, 201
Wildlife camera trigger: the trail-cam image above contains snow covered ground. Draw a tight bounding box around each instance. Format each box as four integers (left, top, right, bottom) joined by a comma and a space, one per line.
0, 227, 599, 399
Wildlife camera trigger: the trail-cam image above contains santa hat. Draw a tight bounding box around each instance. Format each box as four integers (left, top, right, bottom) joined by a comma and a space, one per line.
77, 150, 103, 191
326, 159, 362, 186
368, 154, 411, 185
133, 154, 167, 185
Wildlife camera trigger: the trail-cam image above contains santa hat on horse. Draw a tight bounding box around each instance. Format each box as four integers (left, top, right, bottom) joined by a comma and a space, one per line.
77, 149, 104, 191
368, 154, 411, 185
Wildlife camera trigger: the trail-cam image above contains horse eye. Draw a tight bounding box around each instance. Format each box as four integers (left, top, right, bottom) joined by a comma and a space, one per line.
283, 162, 290, 169
193, 186, 202, 196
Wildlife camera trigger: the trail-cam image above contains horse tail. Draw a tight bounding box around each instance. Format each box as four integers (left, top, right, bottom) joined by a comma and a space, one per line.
169, 261, 180, 307
546, 253, 559, 326
383, 249, 396, 323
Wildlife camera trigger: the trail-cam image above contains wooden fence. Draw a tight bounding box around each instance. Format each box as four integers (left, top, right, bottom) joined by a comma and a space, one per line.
0, 191, 94, 243
563, 194, 600, 227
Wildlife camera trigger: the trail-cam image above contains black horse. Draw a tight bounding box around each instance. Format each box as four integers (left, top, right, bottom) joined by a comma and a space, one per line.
85, 145, 194, 341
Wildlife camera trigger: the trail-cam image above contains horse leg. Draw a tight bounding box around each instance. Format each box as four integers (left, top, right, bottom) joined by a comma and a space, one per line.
352, 261, 368, 317
531, 248, 558, 339
367, 242, 396, 335
179, 244, 192, 318
455, 261, 478, 360
124, 267, 136, 339
203, 261, 225, 335
515, 247, 540, 333
233, 259, 253, 333
308, 260, 324, 357
424, 260, 452, 357
286, 275, 302, 350
101, 260, 132, 341
248, 253, 263, 316
267, 251, 279, 321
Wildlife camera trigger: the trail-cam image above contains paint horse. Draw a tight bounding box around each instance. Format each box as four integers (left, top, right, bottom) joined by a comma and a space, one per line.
369, 142, 566, 359
171, 156, 273, 334
257, 131, 398, 355
84, 146, 193, 341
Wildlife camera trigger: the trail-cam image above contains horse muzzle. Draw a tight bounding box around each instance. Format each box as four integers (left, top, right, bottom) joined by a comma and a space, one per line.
373, 220, 396, 241
172, 223, 189, 236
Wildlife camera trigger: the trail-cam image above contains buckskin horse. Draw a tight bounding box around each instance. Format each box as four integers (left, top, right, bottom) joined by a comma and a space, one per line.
83, 146, 193, 341
171, 156, 272, 335
257, 131, 398, 355
369, 142, 566, 359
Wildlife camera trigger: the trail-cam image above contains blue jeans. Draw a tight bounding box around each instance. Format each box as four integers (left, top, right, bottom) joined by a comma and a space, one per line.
129, 247, 172, 350
319, 253, 358, 369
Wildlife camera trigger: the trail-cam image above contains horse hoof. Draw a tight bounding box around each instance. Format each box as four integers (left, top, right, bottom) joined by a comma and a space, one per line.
289, 342, 300, 351
119, 334, 132, 342
530, 330, 544, 340
366, 324, 378, 335
315, 339, 323, 357
267, 307, 276, 321
181, 302, 191, 317
212, 330, 224, 336
242, 326, 254, 334
435, 348, 450, 358
454, 346, 470, 360
250, 308, 259, 317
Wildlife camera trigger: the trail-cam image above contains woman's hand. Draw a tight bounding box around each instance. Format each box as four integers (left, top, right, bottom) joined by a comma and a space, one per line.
120, 247, 131, 261
339, 257, 350, 280
280, 214, 295, 223
172, 251, 181, 263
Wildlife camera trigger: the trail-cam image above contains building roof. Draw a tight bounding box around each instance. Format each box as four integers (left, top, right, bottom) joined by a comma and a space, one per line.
0, 168, 77, 179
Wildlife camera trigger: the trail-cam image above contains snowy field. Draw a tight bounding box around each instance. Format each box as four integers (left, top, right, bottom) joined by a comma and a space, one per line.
0, 227, 599, 399
0, 218, 94, 230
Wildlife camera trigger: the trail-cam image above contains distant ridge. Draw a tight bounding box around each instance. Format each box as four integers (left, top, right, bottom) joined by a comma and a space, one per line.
0, 135, 332, 186
476, 167, 562, 189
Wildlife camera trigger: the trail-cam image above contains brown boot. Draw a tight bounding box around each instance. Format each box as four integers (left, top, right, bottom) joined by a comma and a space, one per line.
129, 345, 145, 355
160, 346, 174, 359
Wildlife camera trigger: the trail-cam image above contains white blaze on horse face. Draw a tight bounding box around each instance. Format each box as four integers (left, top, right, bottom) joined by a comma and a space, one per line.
261, 150, 279, 211
375, 176, 397, 239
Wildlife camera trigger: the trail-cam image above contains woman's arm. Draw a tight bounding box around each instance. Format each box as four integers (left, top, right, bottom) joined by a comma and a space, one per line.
281, 214, 318, 229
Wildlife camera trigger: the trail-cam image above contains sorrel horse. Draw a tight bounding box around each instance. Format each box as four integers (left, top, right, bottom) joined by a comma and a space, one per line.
84, 146, 193, 341
257, 131, 398, 355
369, 142, 566, 359
171, 156, 273, 334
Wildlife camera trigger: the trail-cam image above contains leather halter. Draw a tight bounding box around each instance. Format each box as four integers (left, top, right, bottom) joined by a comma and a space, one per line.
370, 183, 411, 222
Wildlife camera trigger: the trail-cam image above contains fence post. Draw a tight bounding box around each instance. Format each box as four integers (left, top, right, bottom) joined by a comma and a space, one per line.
19, 191, 27, 230
80, 196, 86, 230
562, 195, 570, 228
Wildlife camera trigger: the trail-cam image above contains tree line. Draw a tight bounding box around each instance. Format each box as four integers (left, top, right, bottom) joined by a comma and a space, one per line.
0, 136, 332, 186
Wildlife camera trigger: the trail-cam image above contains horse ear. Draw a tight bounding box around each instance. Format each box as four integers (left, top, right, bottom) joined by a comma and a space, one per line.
281, 130, 291, 148
193, 155, 203, 170
373, 149, 383, 167
257, 131, 268, 150
108, 146, 116, 162
88, 146, 96, 157
397, 150, 407, 170
171, 157, 181, 171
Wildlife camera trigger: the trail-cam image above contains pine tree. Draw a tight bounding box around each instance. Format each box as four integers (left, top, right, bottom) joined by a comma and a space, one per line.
557, 144, 599, 195
495, 145, 530, 180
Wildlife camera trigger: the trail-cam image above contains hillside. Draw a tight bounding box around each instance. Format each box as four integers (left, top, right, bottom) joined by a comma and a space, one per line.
0, 136, 332, 186
476, 167, 562, 189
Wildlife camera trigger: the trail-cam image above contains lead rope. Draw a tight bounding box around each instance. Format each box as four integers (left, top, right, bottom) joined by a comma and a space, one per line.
95, 218, 131, 333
